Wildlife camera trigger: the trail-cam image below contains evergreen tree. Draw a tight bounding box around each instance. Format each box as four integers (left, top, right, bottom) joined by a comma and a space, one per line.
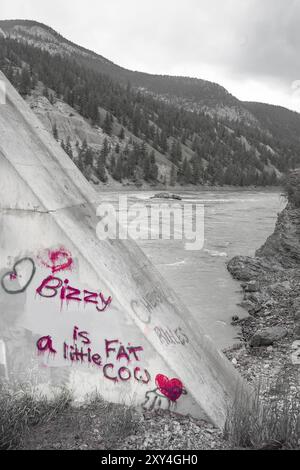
103, 112, 113, 135
43, 86, 49, 100
170, 140, 182, 165
149, 151, 158, 181
97, 153, 108, 182
52, 122, 58, 141
101, 138, 110, 165
113, 156, 123, 182
119, 127, 125, 140
65, 136, 73, 160
143, 154, 151, 181
110, 155, 116, 174
181, 158, 192, 184
19, 66, 31, 95
170, 164, 177, 186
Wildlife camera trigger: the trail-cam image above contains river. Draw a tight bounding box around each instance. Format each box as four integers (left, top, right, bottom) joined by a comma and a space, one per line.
99, 190, 284, 350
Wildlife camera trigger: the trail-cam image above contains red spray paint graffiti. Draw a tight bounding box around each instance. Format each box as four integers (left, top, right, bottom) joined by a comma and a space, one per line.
36, 327, 150, 386
36, 335, 57, 355
142, 375, 187, 412
36, 276, 112, 312
155, 374, 184, 402
37, 247, 73, 274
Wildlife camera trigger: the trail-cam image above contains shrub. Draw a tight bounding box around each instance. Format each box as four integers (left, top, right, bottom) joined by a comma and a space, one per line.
224, 378, 300, 449
0, 384, 71, 450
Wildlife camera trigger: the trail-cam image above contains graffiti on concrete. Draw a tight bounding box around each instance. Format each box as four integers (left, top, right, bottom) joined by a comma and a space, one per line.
0, 248, 112, 313
155, 374, 185, 402
131, 299, 151, 324
36, 326, 151, 386
36, 275, 112, 312
37, 247, 73, 274
154, 326, 189, 347
1, 258, 36, 294
142, 374, 187, 411
36, 335, 57, 355
1, 249, 188, 413
130, 268, 165, 324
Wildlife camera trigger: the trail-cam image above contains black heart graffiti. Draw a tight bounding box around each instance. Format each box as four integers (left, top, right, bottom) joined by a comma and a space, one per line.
1, 258, 36, 294
131, 299, 151, 324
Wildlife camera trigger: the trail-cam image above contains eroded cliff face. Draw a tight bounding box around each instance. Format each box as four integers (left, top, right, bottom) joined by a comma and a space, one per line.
225, 172, 300, 415
257, 170, 300, 267
229, 170, 300, 280
256, 203, 300, 268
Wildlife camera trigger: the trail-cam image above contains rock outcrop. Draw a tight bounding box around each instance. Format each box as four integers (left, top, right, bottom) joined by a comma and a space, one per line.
227, 168, 300, 347
249, 326, 288, 347
225, 173, 300, 419
229, 170, 300, 282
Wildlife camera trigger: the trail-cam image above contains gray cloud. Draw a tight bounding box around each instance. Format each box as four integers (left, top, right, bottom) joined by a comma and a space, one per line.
230, 0, 300, 83
1, 0, 300, 110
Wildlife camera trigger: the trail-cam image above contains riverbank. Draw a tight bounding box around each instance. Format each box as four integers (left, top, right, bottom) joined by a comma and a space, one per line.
95, 181, 281, 194
223, 171, 300, 448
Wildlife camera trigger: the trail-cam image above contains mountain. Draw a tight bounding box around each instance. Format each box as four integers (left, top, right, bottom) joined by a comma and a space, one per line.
1, 19, 300, 187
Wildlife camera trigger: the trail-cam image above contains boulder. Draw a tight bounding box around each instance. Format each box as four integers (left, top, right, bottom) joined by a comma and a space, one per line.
293, 298, 300, 310
266, 281, 291, 296
294, 311, 300, 322
227, 256, 276, 282
292, 299, 300, 321
249, 326, 288, 347
294, 325, 300, 338
151, 193, 182, 201
244, 281, 260, 293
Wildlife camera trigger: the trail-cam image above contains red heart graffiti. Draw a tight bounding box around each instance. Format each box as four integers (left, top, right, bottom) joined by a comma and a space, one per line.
39, 248, 73, 274
155, 374, 183, 402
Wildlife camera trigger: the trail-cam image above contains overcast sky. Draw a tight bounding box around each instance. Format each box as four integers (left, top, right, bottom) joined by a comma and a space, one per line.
2, 0, 300, 112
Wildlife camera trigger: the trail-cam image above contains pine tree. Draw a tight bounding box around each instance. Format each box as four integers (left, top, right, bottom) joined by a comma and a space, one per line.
65, 136, 73, 160
52, 122, 58, 141
170, 140, 182, 165
103, 112, 113, 136
19, 67, 31, 95
149, 151, 158, 181
97, 153, 108, 183
143, 154, 151, 181
89, 97, 99, 125
119, 127, 125, 140
170, 164, 177, 186
113, 156, 123, 182
110, 155, 116, 174
43, 86, 49, 100
182, 157, 192, 184
101, 138, 110, 165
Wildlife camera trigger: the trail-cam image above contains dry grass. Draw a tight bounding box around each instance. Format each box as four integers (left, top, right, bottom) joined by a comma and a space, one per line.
0, 384, 72, 450
224, 379, 300, 449
85, 392, 139, 449
0, 383, 139, 450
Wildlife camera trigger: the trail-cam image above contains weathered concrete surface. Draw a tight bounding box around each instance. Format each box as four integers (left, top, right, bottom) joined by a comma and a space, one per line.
0, 71, 251, 428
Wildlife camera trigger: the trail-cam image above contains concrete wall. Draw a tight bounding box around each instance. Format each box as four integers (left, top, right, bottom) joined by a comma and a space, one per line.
0, 71, 251, 428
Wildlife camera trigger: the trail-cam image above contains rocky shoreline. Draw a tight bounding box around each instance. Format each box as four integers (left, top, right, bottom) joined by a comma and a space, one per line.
224, 173, 300, 430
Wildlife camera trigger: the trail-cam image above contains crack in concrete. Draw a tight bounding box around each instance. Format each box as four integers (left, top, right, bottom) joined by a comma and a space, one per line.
0, 202, 88, 214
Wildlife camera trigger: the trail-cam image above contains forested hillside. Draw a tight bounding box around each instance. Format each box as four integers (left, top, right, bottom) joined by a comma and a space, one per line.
1, 20, 299, 187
